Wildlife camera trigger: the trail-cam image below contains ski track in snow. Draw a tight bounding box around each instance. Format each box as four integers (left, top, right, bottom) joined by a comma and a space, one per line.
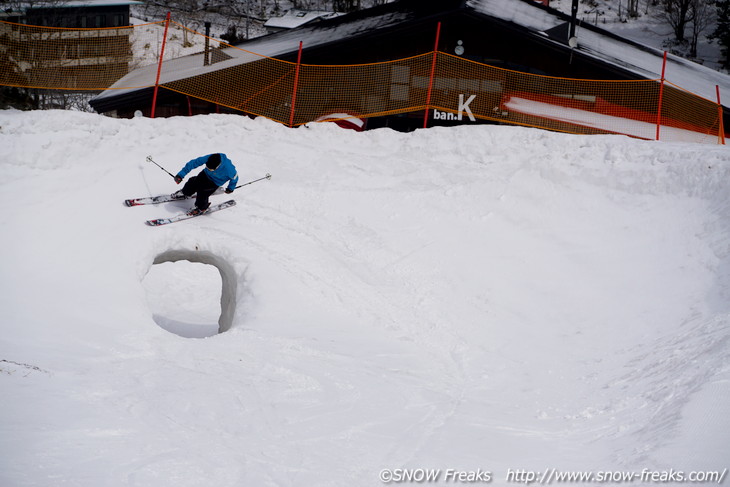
0, 110, 729, 486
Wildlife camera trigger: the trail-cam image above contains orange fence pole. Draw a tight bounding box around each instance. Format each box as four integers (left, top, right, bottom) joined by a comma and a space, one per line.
423, 22, 441, 129
655, 50, 667, 140
717, 85, 725, 145
151, 12, 171, 119
289, 41, 303, 128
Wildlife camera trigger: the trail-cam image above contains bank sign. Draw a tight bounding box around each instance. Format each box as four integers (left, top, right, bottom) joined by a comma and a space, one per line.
432, 94, 477, 122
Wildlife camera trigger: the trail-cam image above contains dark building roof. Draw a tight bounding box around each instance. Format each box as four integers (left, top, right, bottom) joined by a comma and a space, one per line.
90, 0, 730, 114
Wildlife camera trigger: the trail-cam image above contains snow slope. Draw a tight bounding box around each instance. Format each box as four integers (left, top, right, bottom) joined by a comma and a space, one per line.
1, 110, 729, 486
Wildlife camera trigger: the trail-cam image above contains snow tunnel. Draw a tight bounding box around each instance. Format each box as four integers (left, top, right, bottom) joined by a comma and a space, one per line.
145, 249, 237, 338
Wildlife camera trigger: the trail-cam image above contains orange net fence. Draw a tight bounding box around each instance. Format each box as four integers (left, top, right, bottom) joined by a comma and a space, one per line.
0, 18, 725, 144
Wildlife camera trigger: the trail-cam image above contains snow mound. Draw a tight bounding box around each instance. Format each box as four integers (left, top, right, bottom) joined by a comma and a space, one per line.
1, 109, 729, 486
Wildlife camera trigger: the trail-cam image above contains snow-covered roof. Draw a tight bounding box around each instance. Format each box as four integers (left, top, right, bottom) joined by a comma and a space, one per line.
264, 10, 344, 31
93, 8, 413, 102
91, 0, 730, 109
11, 0, 142, 8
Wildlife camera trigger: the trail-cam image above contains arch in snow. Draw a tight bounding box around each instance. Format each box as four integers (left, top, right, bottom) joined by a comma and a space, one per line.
152, 249, 237, 334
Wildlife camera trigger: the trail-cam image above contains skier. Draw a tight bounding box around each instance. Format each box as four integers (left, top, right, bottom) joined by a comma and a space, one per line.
173, 153, 239, 215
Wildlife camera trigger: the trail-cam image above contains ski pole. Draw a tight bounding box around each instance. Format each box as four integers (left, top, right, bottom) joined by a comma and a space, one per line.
235, 173, 272, 189
146, 155, 177, 180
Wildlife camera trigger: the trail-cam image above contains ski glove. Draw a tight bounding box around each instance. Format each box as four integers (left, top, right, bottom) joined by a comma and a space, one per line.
225, 188, 234, 194
174, 175, 183, 184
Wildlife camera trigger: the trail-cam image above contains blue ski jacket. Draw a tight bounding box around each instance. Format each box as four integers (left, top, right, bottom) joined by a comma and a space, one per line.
177, 153, 239, 191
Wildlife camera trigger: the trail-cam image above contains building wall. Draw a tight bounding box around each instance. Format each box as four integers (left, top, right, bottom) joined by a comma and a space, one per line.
1, 5, 135, 90
22, 5, 132, 29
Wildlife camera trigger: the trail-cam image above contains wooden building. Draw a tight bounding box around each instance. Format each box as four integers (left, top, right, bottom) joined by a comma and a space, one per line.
2, 0, 140, 28
1, 1, 142, 90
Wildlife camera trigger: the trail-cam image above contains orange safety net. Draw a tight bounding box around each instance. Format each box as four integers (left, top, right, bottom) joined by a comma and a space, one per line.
0, 18, 725, 144
163, 50, 436, 125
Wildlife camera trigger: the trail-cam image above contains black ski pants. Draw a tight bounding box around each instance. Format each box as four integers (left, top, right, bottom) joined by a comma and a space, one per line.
181, 171, 219, 210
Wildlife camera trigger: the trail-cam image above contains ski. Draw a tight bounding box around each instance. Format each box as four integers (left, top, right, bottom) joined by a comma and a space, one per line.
125, 187, 227, 207
145, 200, 237, 227
125, 173, 271, 207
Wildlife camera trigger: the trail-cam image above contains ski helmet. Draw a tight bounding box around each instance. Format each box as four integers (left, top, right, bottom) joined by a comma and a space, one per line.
206, 153, 221, 170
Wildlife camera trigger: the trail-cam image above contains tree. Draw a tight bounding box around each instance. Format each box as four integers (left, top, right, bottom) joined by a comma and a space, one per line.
627, 0, 640, 18
658, 0, 715, 60
333, 0, 361, 12
660, 0, 694, 42
688, 0, 714, 57
711, 0, 730, 69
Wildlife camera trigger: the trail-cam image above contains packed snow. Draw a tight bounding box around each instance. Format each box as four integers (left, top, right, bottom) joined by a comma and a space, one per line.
1, 109, 729, 486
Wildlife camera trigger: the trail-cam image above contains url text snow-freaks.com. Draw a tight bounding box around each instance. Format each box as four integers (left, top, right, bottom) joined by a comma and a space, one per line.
378, 467, 728, 484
